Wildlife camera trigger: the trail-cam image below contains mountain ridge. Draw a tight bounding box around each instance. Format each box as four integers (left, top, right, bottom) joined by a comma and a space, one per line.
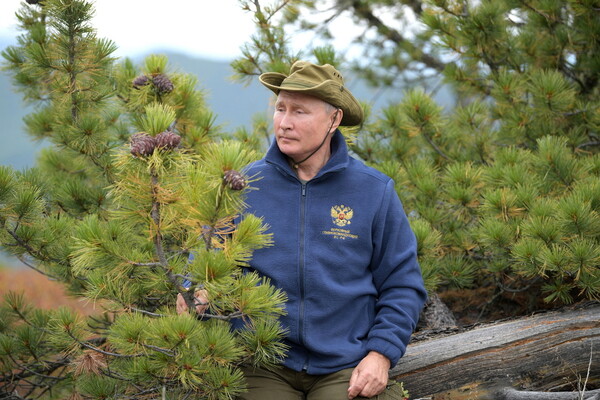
1, 45, 454, 170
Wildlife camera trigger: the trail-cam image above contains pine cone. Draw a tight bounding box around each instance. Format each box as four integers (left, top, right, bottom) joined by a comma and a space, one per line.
26, 0, 42, 4
130, 132, 156, 156
152, 73, 174, 94
155, 131, 181, 150
223, 170, 246, 190
132, 74, 150, 89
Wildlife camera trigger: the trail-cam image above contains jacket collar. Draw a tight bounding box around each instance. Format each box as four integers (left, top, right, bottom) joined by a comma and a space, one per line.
265, 130, 349, 179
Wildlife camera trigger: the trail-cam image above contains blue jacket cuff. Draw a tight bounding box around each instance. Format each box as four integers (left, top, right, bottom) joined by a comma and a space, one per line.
367, 337, 403, 367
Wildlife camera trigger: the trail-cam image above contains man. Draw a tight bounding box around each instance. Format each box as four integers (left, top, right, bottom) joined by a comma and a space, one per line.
179, 61, 427, 399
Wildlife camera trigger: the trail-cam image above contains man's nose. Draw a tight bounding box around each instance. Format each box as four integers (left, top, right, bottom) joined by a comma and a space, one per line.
279, 112, 293, 130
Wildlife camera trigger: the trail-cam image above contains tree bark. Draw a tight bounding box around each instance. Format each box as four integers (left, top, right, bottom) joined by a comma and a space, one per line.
391, 302, 600, 399
497, 387, 600, 400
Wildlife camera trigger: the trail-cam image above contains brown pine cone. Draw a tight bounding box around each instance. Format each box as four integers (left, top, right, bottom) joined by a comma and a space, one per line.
152, 73, 174, 94
155, 131, 181, 150
130, 132, 156, 156
132, 74, 150, 89
223, 170, 246, 190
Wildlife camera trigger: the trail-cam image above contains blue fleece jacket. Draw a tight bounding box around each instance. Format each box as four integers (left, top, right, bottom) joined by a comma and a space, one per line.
243, 130, 427, 375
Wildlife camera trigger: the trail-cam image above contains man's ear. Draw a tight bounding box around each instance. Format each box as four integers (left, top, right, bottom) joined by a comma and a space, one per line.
330, 108, 343, 132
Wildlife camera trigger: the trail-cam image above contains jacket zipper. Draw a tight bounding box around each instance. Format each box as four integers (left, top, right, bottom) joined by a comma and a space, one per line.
299, 182, 308, 370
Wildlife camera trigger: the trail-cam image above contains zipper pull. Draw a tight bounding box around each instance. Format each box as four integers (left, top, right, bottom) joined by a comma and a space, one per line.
301, 183, 306, 196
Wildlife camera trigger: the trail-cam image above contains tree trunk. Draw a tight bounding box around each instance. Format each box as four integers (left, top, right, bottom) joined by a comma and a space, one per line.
391, 302, 600, 399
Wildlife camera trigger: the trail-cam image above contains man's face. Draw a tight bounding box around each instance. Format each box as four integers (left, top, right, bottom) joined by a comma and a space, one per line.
273, 91, 338, 161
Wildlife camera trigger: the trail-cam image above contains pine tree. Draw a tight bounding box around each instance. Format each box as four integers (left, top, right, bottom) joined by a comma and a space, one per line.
232, 0, 600, 318
0, 1, 287, 398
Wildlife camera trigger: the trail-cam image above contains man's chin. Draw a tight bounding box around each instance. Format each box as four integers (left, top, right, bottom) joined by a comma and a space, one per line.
277, 143, 301, 157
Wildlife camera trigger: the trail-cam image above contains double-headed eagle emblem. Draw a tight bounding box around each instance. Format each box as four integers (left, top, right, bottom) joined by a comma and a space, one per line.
331, 205, 353, 227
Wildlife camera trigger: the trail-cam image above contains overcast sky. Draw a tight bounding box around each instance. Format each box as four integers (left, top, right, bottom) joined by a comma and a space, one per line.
1, 1, 368, 62
1, 1, 260, 60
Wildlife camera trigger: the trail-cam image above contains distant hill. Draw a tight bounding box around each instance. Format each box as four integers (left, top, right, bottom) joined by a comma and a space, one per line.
0, 50, 273, 170
1, 45, 455, 170
162, 52, 273, 130
0, 67, 38, 170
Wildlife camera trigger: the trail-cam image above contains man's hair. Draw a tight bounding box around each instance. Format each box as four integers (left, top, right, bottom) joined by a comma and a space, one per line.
324, 102, 338, 114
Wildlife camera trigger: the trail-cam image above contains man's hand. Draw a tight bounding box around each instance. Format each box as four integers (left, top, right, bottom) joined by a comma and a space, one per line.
347, 351, 391, 399
176, 289, 209, 315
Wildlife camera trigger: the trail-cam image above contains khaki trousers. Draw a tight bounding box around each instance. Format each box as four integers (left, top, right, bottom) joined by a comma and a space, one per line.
238, 364, 406, 400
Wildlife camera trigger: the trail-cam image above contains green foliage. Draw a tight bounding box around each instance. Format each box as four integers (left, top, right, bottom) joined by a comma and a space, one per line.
0, 0, 287, 398
231, 0, 600, 315
139, 102, 178, 135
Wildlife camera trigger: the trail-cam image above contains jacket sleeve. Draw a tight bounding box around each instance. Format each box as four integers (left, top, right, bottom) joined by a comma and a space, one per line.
366, 179, 428, 366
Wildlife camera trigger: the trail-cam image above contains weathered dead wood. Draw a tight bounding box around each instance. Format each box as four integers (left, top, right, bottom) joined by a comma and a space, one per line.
391, 302, 600, 399
419, 293, 458, 330
497, 387, 600, 399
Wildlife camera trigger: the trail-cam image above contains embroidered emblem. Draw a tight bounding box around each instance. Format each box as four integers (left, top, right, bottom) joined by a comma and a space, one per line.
331, 205, 353, 227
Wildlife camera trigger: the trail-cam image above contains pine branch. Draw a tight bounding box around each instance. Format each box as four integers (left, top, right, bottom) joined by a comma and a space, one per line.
100, 368, 136, 383
147, 169, 198, 311
577, 141, 600, 150
127, 306, 165, 317
120, 385, 168, 400
5, 354, 66, 382
0, 355, 70, 385
37, 365, 70, 397
150, 173, 168, 268
499, 277, 542, 293
350, 0, 445, 71
67, 26, 78, 122
201, 181, 230, 251
422, 130, 451, 160
149, 173, 176, 270
142, 343, 175, 357
437, 1, 468, 18
16, 255, 60, 281
197, 310, 245, 321
127, 303, 244, 322
127, 260, 163, 267
6, 226, 68, 269
64, 329, 142, 358
250, 0, 292, 25
245, 0, 295, 67
519, 0, 558, 27
5, 298, 38, 330
87, 314, 113, 331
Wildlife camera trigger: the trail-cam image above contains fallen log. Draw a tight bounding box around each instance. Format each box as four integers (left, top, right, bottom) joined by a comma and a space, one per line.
391, 302, 600, 399
497, 387, 600, 400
